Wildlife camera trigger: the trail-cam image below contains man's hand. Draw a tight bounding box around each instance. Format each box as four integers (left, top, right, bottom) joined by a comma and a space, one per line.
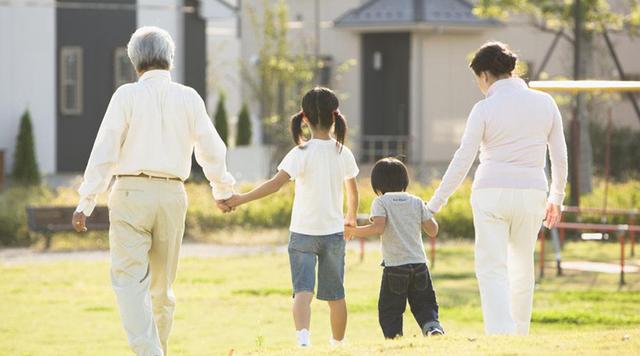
216, 200, 233, 214
543, 203, 562, 229
72, 212, 87, 233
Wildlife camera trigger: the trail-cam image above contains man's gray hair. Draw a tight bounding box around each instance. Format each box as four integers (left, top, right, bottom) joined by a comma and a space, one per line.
127, 26, 175, 72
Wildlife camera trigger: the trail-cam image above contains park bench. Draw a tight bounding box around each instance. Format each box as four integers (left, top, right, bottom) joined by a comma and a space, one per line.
26, 206, 110, 249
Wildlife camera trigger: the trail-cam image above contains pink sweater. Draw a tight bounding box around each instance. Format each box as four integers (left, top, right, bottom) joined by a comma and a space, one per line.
427, 78, 568, 213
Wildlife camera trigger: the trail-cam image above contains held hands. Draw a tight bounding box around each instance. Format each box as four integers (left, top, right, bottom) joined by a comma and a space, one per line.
72, 212, 88, 233
543, 202, 562, 229
215, 194, 246, 214
343, 215, 357, 240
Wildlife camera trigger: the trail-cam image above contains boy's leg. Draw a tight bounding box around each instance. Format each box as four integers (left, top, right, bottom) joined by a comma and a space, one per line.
327, 299, 347, 341
407, 265, 441, 334
378, 267, 409, 338
317, 233, 347, 341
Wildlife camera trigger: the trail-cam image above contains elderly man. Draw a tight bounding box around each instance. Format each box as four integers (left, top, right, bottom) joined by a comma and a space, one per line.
72, 27, 234, 355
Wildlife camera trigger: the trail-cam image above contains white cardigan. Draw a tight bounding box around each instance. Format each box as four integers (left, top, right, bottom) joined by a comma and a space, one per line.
427, 77, 568, 213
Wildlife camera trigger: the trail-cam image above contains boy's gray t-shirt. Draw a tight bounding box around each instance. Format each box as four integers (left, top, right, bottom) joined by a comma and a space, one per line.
370, 192, 432, 267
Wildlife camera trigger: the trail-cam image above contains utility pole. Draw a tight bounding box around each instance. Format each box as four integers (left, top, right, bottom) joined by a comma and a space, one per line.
314, 0, 320, 83
570, 0, 583, 206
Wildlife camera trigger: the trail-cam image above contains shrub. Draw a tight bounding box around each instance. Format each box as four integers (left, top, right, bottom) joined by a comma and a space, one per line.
1, 178, 639, 246
236, 103, 252, 146
590, 122, 640, 181
214, 94, 229, 145
12, 110, 41, 185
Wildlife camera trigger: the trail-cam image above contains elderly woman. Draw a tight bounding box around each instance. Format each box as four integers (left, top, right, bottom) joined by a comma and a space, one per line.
72, 27, 235, 355
426, 42, 568, 335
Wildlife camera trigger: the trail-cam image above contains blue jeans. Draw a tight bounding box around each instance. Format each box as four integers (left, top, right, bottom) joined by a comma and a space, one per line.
378, 263, 441, 338
288, 232, 346, 301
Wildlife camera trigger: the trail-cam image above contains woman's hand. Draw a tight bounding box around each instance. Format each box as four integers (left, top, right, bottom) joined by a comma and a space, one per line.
72, 212, 88, 232
543, 203, 562, 229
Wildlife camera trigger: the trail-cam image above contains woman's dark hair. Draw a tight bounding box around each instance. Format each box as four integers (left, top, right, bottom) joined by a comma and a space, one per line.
290, 87, 347, 150
370, 157, 410, 196
469, 41, 518, 77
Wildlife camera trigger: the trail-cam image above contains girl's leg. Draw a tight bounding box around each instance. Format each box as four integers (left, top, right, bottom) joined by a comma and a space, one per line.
328, 299, 347, 341
293, 292, 314, 331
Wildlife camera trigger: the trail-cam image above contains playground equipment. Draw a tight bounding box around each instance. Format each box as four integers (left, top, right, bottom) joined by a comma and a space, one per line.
531, 80, 640, 287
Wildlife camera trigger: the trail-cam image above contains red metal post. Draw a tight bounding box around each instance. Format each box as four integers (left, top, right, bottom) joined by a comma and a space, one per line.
559, 227, 565, 246
359, 237, 365, 262
430, 235, 436, 269
620, 230, 626, 286
630, 216, 636, 257
539, 229, 545, 280
603, 108, 612, 211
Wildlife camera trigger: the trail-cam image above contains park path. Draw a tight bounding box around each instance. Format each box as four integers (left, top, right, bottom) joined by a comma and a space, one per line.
0, 240, 376, 266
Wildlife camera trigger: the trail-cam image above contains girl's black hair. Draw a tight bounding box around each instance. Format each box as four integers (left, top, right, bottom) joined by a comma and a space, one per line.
370, 157, 410, 196
469, 41, 518, 77
290, 87, 347, 151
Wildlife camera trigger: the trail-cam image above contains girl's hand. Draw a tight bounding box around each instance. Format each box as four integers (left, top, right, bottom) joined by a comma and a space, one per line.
344, 215, 357, 228
543, 202, 562, 229
225, 194, 244, 209
344, 225, 356, 240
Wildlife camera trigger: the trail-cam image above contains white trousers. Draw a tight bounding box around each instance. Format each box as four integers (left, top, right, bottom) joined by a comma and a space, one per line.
471, 188, 546, 335
108, 178, 188, 356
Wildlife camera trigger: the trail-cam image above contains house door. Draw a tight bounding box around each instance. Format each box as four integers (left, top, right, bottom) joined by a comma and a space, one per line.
361, 32, 411, 162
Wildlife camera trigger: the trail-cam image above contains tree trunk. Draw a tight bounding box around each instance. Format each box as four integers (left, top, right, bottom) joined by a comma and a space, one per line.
576, 31, 594, 195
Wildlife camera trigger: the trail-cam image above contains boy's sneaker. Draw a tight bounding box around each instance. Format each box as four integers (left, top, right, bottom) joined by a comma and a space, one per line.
422, 321, 445, 337
427, 327, 445, 336
296, 329, 311, 347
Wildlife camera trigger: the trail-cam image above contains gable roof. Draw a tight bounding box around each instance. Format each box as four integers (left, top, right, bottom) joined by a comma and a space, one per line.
334, 0, 498, 30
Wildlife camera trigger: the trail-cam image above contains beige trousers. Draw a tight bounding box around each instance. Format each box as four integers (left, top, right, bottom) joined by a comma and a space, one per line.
471, 188, 546, 336
108, 177, 188, 356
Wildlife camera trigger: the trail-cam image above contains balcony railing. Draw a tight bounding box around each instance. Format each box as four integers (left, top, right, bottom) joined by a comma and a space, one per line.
360, 135, 410, 163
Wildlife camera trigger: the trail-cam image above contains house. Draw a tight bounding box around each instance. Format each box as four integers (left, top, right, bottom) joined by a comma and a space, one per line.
0, 0, 236, 176
238, 0, 640, 178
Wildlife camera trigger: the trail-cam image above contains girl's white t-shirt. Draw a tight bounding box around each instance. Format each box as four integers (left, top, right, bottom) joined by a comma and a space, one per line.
278, 138, 359, 236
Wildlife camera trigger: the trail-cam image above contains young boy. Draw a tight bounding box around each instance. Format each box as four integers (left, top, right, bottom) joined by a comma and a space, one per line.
345, 157, 444, 338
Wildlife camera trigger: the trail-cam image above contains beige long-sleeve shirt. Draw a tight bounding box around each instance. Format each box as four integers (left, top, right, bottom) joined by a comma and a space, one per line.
76, 70, 235, 216
427, 77, 568, 213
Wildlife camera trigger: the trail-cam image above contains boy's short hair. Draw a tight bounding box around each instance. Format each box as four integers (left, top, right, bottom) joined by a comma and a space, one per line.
370, 157, 410, 195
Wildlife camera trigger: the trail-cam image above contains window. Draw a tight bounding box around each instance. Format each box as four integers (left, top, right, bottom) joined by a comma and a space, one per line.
60, 47, 83, 115
114, 47, 137, 88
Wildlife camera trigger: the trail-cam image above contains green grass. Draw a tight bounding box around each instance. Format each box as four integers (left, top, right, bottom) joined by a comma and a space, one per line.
1, 241, 639, 355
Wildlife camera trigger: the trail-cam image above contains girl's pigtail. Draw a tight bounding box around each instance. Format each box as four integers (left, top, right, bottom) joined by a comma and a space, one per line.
290, 111, 305, 146
333, 110, 347, 152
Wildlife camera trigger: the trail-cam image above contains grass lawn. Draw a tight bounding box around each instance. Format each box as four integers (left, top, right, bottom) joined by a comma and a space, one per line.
1, 240, 639, 355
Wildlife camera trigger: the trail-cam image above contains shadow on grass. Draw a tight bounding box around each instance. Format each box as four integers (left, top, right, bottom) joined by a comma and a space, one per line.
232, 287, 291, 297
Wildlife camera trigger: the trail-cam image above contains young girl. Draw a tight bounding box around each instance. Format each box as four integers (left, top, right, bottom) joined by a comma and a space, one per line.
225, 87, 359, 347
344, 157, 444, 339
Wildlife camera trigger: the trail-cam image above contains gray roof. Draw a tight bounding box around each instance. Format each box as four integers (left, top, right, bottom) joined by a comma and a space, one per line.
335, 0, 498, 29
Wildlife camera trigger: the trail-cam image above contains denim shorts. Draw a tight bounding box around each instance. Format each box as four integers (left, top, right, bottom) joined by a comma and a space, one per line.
288, 232, 346, 301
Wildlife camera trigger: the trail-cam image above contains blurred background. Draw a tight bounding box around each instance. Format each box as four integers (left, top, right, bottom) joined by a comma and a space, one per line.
0, 1, 639, 355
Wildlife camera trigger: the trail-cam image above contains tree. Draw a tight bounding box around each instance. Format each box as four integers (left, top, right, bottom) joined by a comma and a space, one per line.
12, 110, 40, 185
236, 103, 252, 146
214, 94, 229, 146
473, 0, 640, 204
242, 0, 355, 154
